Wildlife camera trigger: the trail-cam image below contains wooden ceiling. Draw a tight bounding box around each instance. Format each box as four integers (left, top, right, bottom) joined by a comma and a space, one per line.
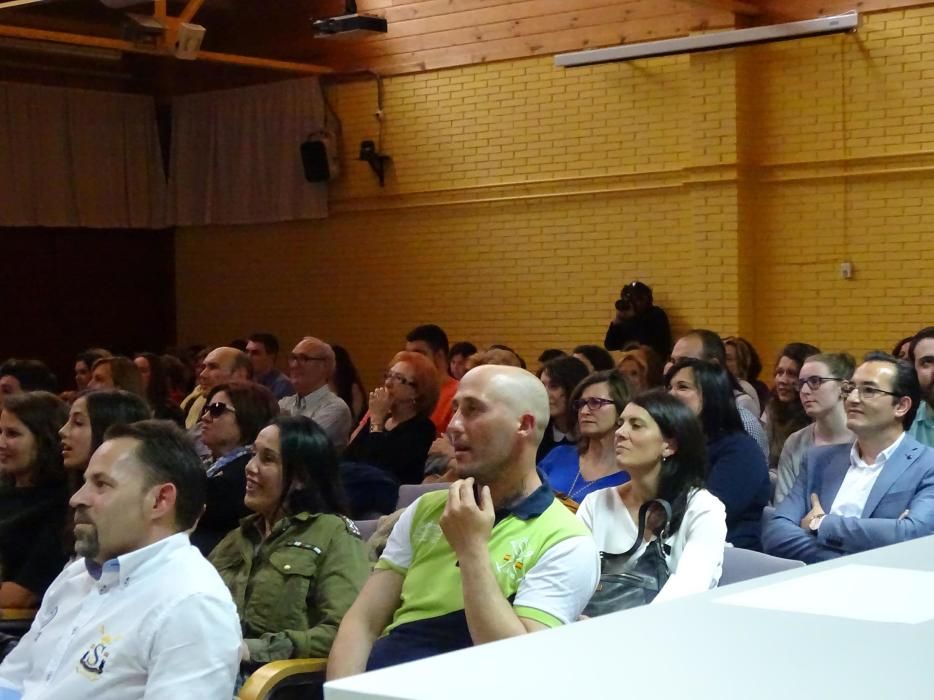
0, 0, 926, 92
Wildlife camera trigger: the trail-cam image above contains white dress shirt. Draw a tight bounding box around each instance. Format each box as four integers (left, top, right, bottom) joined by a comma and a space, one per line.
278, 384, 352, 452
0, 533, 241, 700
830, 432, 907, 517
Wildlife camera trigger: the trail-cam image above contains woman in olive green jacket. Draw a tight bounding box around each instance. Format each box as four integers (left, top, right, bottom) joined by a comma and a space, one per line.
210, 415, 369, 664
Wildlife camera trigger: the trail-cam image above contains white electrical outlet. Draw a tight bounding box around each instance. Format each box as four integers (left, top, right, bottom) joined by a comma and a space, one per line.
840, 261, 853, 280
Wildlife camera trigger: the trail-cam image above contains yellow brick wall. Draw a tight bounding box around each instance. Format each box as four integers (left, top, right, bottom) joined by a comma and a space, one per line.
176, 7, 934, 386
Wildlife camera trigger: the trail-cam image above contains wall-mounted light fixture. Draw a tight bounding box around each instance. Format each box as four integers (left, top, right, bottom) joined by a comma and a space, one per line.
359, 140, 390, 187
555, 12, 858, 67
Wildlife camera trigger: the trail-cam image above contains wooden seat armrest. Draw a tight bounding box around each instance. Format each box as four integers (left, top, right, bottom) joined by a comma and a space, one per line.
0, 608, 36, 621
237, 658, 327, 700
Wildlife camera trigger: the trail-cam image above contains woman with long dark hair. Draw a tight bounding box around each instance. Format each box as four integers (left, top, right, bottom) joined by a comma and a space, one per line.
60, 389, 151, 477
0, 392, 69, 606
209, 416, 369, 666
667, 359, 770, 550
577, 391, 726, 602
763, 342, 821, 472
330, 345, 367, 425
134, 352, 185, 425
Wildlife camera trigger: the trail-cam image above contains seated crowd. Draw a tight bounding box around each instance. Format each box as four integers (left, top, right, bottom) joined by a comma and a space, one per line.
1, 295, 933, 698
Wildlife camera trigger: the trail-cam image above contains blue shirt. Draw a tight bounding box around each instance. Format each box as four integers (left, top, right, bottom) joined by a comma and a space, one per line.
539, 445, 629, 503
257, 369, 295, 400
909, 402, 934, 449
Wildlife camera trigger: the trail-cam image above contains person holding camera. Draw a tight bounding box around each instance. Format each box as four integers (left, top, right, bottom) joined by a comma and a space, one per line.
603, 281, 672, 361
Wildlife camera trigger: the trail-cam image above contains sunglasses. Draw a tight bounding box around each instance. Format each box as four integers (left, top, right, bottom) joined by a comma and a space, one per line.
204, 402, 236, 418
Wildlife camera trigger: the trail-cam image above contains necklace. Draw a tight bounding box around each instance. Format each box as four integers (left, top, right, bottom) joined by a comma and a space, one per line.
565, 469, 590, 502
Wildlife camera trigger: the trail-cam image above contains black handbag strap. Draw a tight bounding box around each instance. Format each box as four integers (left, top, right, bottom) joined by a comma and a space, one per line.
621, 498, 672, 556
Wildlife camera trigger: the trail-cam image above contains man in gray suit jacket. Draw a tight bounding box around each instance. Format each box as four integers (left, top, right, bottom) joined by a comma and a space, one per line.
763, 351, 934, 564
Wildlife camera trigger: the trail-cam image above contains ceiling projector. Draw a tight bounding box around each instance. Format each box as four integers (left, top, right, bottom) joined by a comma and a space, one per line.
312, 13, 387, 38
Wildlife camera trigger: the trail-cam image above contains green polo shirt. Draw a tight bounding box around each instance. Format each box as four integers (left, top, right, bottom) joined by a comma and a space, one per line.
366, 482, 598, 671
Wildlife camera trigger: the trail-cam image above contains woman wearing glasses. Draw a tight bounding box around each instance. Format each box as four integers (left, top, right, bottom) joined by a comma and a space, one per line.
540, 370, 632, 511
667, 359, 770, 550
773, 353, 855, 504
191, 381, 279, 555
344, 351, 439, 485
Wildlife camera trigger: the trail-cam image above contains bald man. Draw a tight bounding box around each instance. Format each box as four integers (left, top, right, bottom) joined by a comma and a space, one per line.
328, 365, 599, 678
183, 347, 251, 429
279, 336, 352, 452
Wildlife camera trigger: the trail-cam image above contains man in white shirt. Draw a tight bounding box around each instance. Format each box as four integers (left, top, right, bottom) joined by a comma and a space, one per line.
0, 420, 241, 700
763, 352, 934, 563
279, 337, 351, 452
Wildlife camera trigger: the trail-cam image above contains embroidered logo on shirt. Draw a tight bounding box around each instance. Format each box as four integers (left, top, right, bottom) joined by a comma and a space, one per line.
495, 538, 533, 583
77, 626, 120, 679
413, 521, 444, 549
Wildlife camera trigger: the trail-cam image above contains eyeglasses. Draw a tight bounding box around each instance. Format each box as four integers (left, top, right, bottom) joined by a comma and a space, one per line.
840, 381, 900, 401
384, 371, 416, 387
288, 353, 327, 364
796, 376, 841, 392
572, 397, 616, 412
204, 402, 236, 418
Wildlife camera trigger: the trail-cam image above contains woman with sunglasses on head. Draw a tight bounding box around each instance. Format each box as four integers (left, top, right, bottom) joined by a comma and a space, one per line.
209, 416, 369, 670
540, 370, 631, 511
0, 392, 69, 608
344, 351, 439, 486
667, 359, 770, 550
577, 391, 726, 603
773, 353, 856, 504
191, 381, 279, 555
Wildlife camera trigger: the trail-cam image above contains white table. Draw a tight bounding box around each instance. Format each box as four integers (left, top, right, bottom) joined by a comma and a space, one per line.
326, 536, 934, 699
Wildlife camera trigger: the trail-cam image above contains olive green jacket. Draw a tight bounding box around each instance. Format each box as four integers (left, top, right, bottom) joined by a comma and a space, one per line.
209, 511, 369, 663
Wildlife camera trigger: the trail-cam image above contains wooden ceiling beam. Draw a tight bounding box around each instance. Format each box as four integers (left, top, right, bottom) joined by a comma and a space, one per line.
0, 22, 334, 73
177, 0, 207, 25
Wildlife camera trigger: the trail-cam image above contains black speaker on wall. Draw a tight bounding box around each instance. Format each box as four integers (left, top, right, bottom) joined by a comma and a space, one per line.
301, 139, 332, 182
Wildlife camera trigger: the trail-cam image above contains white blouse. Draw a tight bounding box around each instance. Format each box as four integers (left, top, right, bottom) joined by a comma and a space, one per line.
577, 486, 727, 603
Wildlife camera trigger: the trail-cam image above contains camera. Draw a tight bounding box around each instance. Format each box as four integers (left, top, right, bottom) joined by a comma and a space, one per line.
614, 298, 632, 312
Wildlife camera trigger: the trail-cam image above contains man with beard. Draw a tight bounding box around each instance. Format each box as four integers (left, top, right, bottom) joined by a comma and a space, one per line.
909, 327, 934, 448
0, 421, 241, 699
327, 365, 599, 678
763, 352, 934, 563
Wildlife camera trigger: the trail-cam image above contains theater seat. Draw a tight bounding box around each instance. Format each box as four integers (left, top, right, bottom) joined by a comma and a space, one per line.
237, 658, 327, 700
354, 518, 380, 542
718, 547, 804, 587
0, 608, 36, 636
396, 482, 448, 509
